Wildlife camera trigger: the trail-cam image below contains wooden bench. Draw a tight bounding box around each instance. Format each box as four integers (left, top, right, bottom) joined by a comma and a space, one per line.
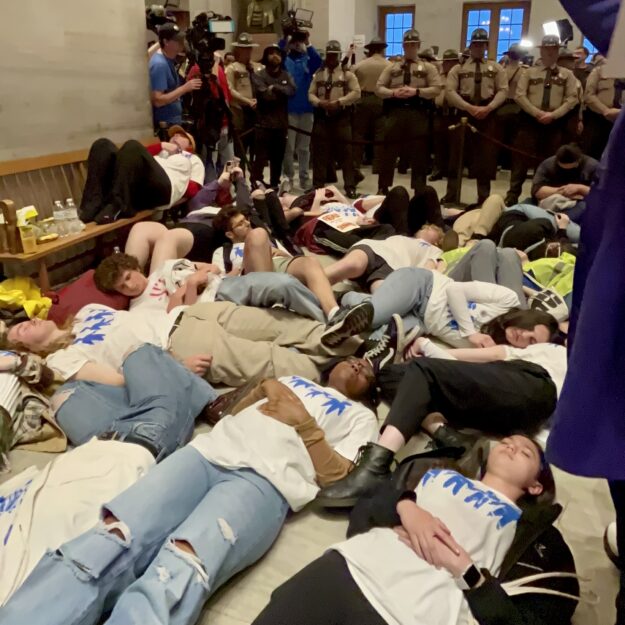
0, 141, 156, 290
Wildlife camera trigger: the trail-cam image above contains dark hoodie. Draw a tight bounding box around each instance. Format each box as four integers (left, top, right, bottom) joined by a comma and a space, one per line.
251, 46, 296, 129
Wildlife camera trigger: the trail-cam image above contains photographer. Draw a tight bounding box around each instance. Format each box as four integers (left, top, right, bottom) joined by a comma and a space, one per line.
251, 44, 296, 189
149, 23, 201, 127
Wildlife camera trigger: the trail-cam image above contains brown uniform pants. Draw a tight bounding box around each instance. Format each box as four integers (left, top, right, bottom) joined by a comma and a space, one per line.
169, 302, 360, 387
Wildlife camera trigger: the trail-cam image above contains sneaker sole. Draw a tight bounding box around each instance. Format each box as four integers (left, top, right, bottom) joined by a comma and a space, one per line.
604, 528, 621, 568
321, 303, 374, 347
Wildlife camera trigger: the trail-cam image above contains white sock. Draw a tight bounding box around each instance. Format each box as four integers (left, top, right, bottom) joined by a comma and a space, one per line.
327, 306, 340, 322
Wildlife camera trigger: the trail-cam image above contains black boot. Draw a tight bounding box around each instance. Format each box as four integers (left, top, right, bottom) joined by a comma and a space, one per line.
431, 425, 488, 477
316, 442, 394, 508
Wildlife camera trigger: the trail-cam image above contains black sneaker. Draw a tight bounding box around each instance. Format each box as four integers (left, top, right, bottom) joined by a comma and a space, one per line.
364, 314, 404, 372
321, 302, 374, 347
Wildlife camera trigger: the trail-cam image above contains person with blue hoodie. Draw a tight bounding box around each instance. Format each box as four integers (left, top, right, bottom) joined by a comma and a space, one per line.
279, 31, 322, 191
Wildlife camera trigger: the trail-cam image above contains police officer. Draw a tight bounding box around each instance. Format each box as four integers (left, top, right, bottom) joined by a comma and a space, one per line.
351, 37, 390, 178
375, 29, 442, 194
584, 64, 625, 158
444, 28, 508, 205
557, 48, 584, 145
308, 40, 361, 197
505, 34, 578, 205
430, 49, 460, 181
226, 33, 262, 169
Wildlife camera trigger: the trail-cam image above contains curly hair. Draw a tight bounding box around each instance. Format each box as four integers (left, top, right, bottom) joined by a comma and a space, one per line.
212, 205, 243, 235
94, 253, 141, 293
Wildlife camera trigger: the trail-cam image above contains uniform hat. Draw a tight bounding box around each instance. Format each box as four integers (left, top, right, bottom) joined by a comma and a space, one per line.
540, 34, 561, 48
325, 40, 342, 54
157, 23, 185, 42
364, 36, 388, 50
470, 28, 489, 44
168, 125, 196, 153
403, 30, 421, 43
418, 47, 438, 62
507, 42, 524, 55
461, 47, 471, 58
442, 49, 460, 61
233, 32, 259, 48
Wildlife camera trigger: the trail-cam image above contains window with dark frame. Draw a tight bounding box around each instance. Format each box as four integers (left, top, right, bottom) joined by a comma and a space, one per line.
378, 5, 416, 58
461, 1, 531, 60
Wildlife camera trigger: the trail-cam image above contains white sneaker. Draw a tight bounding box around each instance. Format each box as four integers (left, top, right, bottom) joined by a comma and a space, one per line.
605, 521, 619, 567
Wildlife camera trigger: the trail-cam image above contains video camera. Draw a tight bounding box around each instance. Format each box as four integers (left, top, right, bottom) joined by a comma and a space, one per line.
281, 6, 314, 42
186, 11, 234, 75
145, 4, 175, 33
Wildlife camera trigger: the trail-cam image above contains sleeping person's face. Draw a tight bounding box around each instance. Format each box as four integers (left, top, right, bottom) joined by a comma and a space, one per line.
486, 435, 544, 497
504, 324, 551, 348
328, 358, 374, 400
7, 318, 59, 351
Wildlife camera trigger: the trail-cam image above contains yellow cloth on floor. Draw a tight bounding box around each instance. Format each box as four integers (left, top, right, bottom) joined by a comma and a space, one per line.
0, 277, 52, 319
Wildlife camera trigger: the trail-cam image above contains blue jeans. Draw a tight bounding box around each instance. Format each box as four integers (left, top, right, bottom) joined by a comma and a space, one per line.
342, 267, 434, 336
0, 447, 288, 625
55, 344, 217, 461
283, 112, 313, 186
216, 272, 325, 322
506, 203, 581, 243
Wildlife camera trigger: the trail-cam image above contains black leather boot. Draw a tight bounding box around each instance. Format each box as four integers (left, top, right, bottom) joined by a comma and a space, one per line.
316, 442, 394, 508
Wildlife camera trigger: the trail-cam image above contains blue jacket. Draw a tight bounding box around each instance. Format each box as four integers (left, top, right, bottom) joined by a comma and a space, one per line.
279, 39, 322, 114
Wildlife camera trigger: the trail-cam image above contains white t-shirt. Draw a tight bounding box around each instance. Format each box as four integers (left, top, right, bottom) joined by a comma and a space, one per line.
335, 468, 521, 625
424, 273, 520, 347
153, 151, 205, 206
358, 236, 443, 270
212, 242, 246, 275
130, 259, 222, 313
190, 375, 378, 510
505, 343, 567, 397
0, 438, 153, 606
46, 304, 178, 380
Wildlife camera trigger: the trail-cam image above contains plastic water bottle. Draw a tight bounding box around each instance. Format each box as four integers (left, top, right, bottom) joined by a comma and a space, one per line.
53, 200, 68, 237
64, 198, 85, 234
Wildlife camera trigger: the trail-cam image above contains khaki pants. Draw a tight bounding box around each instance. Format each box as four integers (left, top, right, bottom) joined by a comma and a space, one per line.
169, 302, 360, 387
453, 195, 505, 247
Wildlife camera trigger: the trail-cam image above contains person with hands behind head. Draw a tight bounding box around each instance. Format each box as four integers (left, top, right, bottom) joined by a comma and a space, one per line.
253, 435, 557, 625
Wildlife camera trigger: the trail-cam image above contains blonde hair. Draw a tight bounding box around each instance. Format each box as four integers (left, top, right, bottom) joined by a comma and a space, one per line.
419, 223, 445, 246
2, 316, 76, 358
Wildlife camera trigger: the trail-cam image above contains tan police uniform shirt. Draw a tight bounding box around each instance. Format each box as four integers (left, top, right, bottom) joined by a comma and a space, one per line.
585, 65, 622, 115
352, 54, 391, 93
226, 61, 263, 111
375, 58, 443, 100
505, 63, 526, 100
446, 59, 508, 111
515, 64, 579, 119
308, 67, 361, 107
435, 72, 451, 108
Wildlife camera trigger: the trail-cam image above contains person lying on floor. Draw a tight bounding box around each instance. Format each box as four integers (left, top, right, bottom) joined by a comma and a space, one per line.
0, 373, 379, 625
290, 185, 444, 255
318, 308, 564, 506
79, 128, 204, 224
341, 266, 521, 348
2, 298, 372, 388
211, 206, 355, 323
323, 226, 444, 292
253, 437, 579, 625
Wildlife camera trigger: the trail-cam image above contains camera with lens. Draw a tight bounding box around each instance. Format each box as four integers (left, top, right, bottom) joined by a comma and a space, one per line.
281, 7, 314, 41
145, 4, 175, 33
186, 11, 234, 73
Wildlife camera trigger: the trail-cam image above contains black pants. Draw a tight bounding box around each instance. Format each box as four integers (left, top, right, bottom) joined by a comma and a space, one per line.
610, 481, 625, 625
232, 107, 256, 170
80, 138, 171, 221
432, 110, 458, 176
313, 222, 395, 255
408, 185, 444, 231
352, 94, 384, 172
378, 107, 430, 192
175, 221, 223, 263
489, 212, 554, 260
446, 114, 499, 203
378, 358, 557, 440
507, 114, 565, 204
584, 110, 614, 160
252, 550, 386, 625
311, 110, 355, 188
253, 192, 291, 239
252, 127, 288, 188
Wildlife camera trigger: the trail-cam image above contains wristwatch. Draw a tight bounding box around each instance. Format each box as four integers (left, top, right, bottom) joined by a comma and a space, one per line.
457, 563, 482, 591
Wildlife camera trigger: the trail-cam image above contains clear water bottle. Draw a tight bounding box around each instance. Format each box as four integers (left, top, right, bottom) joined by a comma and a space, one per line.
53, 200, 68, 237
64, 198, 85, 235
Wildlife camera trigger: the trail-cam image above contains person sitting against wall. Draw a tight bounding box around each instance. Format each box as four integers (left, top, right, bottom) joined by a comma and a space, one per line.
317, 308, 564, 506
79, 126, 204, 224
252, 436, 579, 625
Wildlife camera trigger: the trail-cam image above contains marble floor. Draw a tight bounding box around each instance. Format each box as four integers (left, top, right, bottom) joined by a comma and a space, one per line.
1, 168, 618, 625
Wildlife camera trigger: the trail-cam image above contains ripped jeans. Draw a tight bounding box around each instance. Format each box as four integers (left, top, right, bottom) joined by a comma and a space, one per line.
0, 446, 288, 625
54, 344, 216, 461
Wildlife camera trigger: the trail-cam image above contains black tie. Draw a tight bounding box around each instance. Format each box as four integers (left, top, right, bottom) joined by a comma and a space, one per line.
473, 60, 482, 104
325, 70, 333, 99
403, 60, 413, 86
541, 68, 556, 111
614, 79, 625, 109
